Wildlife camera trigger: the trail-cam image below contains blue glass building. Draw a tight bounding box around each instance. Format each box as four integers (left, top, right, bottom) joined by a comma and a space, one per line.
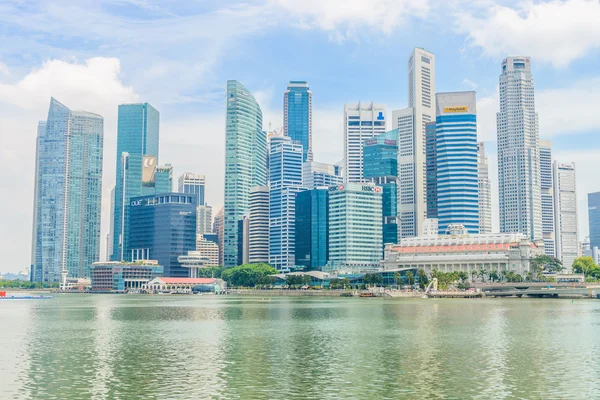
128, 193, 197, 277
269, 136, 304, 271
425, 121, 438, 219
363, 129, 399, 247
177, 173, 205, 206
224, 81, 267, 266
284, 81, 312, 162
435, 92, 479, 234
31, 98, 104, 282
111, 103, 160, 261
295, 189, 329, 270
588, 192, 600, 250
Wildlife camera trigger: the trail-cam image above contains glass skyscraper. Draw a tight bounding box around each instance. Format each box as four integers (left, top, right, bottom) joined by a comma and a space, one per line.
425, 122, 438, 219
295, 189, 329, 270
363, 129, 399, 247
540, 140, 555, 255
284, 81, 312, 162
178, 173, 205, 206
435, 92, 479, 234
269, 136, 304, 271
588, 192, 600, 251
111, 103, 160, 261
31, 98, 104, 282
128, 193, 197, 277
224, 80, 267, 267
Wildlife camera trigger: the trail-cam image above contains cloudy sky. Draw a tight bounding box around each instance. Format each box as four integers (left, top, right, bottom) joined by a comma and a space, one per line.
1, 0, 600, 273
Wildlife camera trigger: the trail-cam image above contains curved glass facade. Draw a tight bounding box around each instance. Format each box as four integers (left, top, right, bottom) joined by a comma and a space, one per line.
224, 80, 267, 267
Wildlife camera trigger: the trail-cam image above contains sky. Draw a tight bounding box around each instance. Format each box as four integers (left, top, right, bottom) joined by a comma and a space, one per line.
1, 0, 600, 274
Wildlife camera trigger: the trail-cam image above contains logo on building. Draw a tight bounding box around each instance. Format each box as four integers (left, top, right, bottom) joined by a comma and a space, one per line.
443, 106, 468, 113
377, 111, 384, 120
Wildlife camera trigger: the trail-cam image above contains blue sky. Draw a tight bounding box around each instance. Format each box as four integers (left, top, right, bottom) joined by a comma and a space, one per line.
1, 0, 600, 273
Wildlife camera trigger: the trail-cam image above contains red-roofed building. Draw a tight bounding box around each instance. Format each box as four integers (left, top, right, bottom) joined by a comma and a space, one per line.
142, 277, 226, 293
382, 231, 544, 277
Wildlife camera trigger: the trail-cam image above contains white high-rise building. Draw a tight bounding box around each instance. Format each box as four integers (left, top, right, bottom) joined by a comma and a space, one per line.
178, 173, 206, 205
343, 102, 386, 183
497, 56, 542, 240
477, 142, 492, 233
393, 47, 436, 238
197, 205, 213, 236
553, 161, 578, 271
249, 186, 270, 264
302, 161, 343, 189
540, 140, 555, 256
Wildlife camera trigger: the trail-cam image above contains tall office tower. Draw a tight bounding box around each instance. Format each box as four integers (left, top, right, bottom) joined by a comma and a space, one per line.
589, 192, 600, 251
327, 183, 382, 272
213, 207, 225, 266
268, 136, 304, 271
237, 215, 250, 265
344, 102, 386, 183
224, 80, 268, 266
540, 140, 555, 255
31, 98, 103, 282
154, 164, 173, 193
393, 47, 436, 238
302, 161, 343, 189
111, 103, 160, 261
196, 205, 213, 236
363, 129, 399, 247
284, 81, 313, 162
128, 193, 197, 277
497, 56, 542, 240
425, 122, 437, 219
295, 188, 329, 270
107, 187, 115, 260
249, 186, 270, 263
435, 92, 479, 234
178, 173, 205, 205
552, 162, 578, 270
477, 142, 493, 234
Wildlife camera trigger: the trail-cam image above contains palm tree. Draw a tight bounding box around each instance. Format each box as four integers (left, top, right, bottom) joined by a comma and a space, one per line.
406, 271, 414, 286
393, 272, 401, 287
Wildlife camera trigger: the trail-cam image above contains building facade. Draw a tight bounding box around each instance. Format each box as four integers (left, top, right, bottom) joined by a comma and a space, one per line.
344, 102, 386, 183
31, 98, 104, 282
393, 47, 436, 238
178, 173, 205, 206
90, 261, 163, 292
435, 92, 479, 234
249, 186, 270, 264
128, 193, 197, 277
588, 192, 600, 252
477, 142, 493, 233
237, 215, 250, 265
213, 207, 224, 266
382, 230, 543, 277
539, 140, 555, 256
197, 205, 213, 236
426, 121, 438, 219
295, 188, 329, 270
497, 56, 542, 240
363, 129, 399, 247
224, 80, 267, 266
111, 103, 160, 261
269, 136, 304, 271
302, 161, 343, 189
284, 81, 313, 162
552, 161, 578, 270
327, 183, 383, 272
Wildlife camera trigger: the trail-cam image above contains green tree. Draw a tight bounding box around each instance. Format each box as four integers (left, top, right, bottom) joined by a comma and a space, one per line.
405, 271, 414, 286
363, 273, 383, 287
221, 263, 278, 287
470, 269, 478, 282
489, 270, 499, 282
330, 278, 342, 290
393, 272, 401, 287
572, 256, 598, 280
532, 255, 564, 277
342, 278, 351, 289
418, 269, 429, 289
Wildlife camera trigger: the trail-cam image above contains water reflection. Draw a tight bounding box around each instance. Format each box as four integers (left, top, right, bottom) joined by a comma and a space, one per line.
2, 296, 599, 399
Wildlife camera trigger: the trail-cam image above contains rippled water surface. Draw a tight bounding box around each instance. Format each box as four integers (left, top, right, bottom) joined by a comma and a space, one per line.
1, 295, 600, 399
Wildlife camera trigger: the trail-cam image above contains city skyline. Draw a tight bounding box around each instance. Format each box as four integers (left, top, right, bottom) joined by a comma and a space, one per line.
2, 0, 600, 273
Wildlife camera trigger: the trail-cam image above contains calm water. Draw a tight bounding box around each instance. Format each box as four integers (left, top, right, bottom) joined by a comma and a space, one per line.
1, 295, 600, 399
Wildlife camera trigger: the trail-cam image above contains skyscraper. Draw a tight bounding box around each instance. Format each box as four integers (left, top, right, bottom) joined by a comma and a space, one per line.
540, 140, 555, 255
477, 142, 493, 234
363, 129, 399, 247
426, 122, 438, 220
344, 102, 386, 183
497, 56, 542, 240
111, 103, 160, 261
302, 161, 343, 189
224, 80, 267, 266
295, 188, 329, 270
327, 183, 382, 272
213, 207, 224, 266
552, 161, 578, 270
178, 173, 205, 206
284, 81, 312, 162
31, 98, 104, 282
196, 205, 213, 236
269, 136, 304, 271
435, 92, 479, 234
393, 47, 436, 238
588, 193, 600, 253
249, 186, 270, 264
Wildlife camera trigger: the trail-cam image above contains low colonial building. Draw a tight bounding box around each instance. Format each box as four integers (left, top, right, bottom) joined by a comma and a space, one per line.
381, 226, 544, 276
90, 261, 163, 292
142, 277, 226, 293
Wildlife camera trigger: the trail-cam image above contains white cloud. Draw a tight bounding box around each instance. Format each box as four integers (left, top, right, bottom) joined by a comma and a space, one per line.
0, 57, 138, 272
460, 0, 600, 67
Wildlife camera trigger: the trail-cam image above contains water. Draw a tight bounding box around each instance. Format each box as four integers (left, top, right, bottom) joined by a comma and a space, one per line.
1, 295, 600, 399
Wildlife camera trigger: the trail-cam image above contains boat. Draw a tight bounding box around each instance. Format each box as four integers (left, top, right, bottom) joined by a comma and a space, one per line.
0, 295, 53, 300
359, 292, 374, 298
340, 292, 353, 297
